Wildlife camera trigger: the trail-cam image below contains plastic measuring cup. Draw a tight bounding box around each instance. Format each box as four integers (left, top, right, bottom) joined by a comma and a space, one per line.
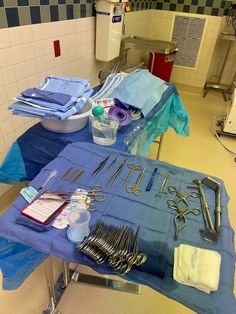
90, 106, 119, 146
67, 209, 91, 243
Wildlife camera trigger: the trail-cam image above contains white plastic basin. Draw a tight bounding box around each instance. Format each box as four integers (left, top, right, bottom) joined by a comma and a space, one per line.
40, 101, 92, 133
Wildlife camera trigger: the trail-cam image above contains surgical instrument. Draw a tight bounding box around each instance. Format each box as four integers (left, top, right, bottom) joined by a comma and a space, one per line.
92, 155, 110, 176
168, 186, 198, 207
193, 179, 215, 233
106, 157, 128, 186
120, 163, 141, 190
44, 185, 105, 202
202, 176, 221, 235
70, 170, 85, 184
192, 179, 218, 242
77, 221, 147, 274
65, 169, 80, 183
121, 226, 147, 274
104, 156, 117, 173
168, 200, 201, 240
156, 170, 175, 197
39, 196, 96, 211
200, 229, 218, 243
39, 170, 57, 191
145, 168, 158, 191
126, 168, 145, 196
61, 167, 73, 180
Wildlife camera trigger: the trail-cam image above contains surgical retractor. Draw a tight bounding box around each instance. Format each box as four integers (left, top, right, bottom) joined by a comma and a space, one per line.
192, 179, 218, 242
202, 176, 221, 235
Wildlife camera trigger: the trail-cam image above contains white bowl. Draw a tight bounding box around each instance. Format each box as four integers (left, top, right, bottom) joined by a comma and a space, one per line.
40, 101, 92, 133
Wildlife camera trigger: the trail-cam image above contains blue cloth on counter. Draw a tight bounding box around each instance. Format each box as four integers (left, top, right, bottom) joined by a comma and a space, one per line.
111, 70, 168, 117
15, 96, 73, 112
9, 75, 93, 120
91, 72, 127, 100
10, 102, 77, 119
0, 83, 189, 184
11, 89, 93, 120
0, 142, 235, 313
92, 70, 168, 117
40, 75, 90, 97
15, 214, 52, 232
21, 88, 72, 106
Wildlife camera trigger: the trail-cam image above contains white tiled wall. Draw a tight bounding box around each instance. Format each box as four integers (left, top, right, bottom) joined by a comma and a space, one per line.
124, 9, 152, 37
0, 17, 103, 197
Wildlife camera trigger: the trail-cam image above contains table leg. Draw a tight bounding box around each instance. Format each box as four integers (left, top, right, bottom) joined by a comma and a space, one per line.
153, 134, 164, 160
43, 258, 140, 313
62, 260, 71, 288
42, 257, 57, 314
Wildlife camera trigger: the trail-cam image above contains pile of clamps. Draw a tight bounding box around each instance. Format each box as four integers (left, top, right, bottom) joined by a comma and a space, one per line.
76, 221, 147, 274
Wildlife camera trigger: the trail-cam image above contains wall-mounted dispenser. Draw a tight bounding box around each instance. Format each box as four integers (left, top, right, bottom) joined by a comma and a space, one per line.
95, 0, 127, 62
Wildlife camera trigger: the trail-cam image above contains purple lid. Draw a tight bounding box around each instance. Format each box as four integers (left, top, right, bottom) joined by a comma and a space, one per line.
108, 104, 132, 127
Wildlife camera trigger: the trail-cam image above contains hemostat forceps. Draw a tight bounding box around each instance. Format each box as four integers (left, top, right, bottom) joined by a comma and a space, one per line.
168, 200, 201, 240
168, 186, 198, 207
126, 168, 145, 196
43, 185, 105, 202
120, 163, 141, 190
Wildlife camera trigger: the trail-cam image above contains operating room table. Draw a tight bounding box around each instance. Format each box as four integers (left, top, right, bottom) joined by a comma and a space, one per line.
0, 142, 235, 314
0, 82, 189, 184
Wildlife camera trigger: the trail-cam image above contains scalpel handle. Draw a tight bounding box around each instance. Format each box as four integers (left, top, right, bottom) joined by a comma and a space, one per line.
146, 168, 158, 191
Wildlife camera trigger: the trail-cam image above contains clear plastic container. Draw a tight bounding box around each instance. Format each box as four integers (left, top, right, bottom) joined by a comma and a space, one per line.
67, 209, 91, 243
90, 114, 119, 146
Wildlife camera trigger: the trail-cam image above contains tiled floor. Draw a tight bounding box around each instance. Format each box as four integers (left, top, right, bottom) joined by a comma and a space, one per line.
0, 86, 235, 313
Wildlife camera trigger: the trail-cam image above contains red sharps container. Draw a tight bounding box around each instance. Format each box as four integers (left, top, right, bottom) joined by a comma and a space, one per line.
148, 41, 178, 82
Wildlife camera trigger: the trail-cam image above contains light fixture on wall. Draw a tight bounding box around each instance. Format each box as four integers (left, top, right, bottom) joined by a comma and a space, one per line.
226, 3, 236, 36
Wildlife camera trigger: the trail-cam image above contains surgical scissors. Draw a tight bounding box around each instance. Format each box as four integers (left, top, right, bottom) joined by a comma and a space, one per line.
106, 157, 128, 186
86, 185, 105, 202
126, 168, 145, 196
168, 200, 201, 240
168, 186, 198, 206
120, 163, 141, 190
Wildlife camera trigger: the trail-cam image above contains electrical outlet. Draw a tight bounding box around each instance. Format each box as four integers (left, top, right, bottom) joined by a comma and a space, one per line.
53, 40, 61, 57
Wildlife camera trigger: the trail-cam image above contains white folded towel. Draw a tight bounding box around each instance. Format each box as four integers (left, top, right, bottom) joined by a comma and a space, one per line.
173, 244, 221, 293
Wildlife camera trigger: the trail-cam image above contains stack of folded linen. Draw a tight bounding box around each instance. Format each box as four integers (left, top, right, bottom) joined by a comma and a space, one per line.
173, 244, 221, 293
9, 75, 93, 120
91, 69, 168, 118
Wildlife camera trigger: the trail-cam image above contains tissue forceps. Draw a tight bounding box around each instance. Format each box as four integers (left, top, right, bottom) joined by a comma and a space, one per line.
168, 186, 198, 207
168, 200, 201, 240
106, 157, 128, 186
92, 156, 110, 176
104, 156, 117, 173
